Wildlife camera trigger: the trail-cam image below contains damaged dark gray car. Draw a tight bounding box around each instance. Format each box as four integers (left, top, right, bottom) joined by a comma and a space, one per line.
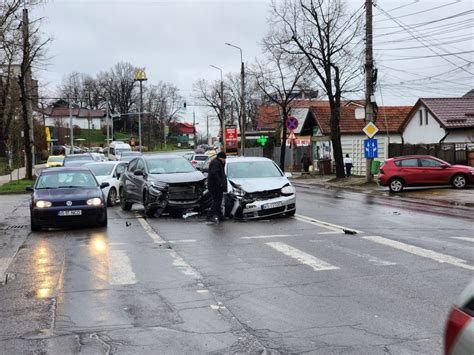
119, 154, 211, 217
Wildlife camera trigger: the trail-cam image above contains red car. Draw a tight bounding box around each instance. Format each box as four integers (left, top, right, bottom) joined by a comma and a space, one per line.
379, 155, 474, 192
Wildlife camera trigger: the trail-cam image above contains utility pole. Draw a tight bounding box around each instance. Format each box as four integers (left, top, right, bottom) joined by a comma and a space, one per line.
210, 65, 225, 152
365, 0, 375, 182
192, 111, 196, 148
106, 101, 110, 153
69, 98, 73, 151
206, 114, 209, 145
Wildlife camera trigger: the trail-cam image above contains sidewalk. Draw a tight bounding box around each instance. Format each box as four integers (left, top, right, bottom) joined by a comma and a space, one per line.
0, 164, 45, 186
290, 173, 474, 209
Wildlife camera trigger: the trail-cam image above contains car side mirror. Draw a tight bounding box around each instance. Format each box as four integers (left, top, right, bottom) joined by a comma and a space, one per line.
100, 182, 110, 189
134, 170, 144, 176
285, 172, 293, 178
116, 172, 121, 179
25, 185, 34, 192
440, 164, 449, 169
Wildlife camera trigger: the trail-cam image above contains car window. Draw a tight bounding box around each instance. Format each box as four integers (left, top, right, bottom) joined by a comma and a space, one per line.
420, 158, 443, 167
128, 159, 137, 172
194, 155, 208, 161
146, 157, 195, 174
36, 171, 97, 189
116, 163, 127, 176
395, 159, 419, 167
86, 163, 114, 176
136, 159, 145, 171
227, 161, 283, 179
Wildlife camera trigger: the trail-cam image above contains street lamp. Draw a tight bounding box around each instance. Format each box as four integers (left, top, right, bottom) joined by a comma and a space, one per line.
134, 69, 148, 152
225, 42, 245, 156
210, 64, 225, 152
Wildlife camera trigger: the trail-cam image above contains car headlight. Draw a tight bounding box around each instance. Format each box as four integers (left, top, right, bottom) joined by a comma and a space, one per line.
35, 200, 52, 208
87, 198, 103, 206
281, 185, 296, 195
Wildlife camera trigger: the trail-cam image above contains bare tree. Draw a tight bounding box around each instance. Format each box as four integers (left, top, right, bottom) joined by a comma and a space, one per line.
252, 46, 308, 171
268, 0, 363, 178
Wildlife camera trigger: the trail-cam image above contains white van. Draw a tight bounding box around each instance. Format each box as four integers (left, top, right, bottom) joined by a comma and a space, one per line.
108, 142, 132, 161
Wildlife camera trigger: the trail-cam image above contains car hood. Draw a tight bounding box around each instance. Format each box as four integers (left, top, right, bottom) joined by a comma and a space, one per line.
452, 164, 473, 170
34, 187, 101, 201
229, 177, 290, 193
95, 176, 113, 184
149, 171, 206, 184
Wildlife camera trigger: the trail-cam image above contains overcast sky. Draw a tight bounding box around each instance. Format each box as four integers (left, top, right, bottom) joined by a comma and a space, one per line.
33, 0, 473, 135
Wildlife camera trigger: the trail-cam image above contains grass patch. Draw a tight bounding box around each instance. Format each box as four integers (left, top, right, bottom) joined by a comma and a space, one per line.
75, 129, 131, 144
151, 144, 185, 152
0, 179, 35, 193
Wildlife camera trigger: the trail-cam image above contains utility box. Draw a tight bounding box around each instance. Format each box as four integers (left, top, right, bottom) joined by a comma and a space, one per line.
317, 159, 332, 175
371, 160, 381, 174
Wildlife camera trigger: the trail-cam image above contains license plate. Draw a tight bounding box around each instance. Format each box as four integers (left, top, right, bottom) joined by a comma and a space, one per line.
262, 201, 283, 210
58, 210, 82, 216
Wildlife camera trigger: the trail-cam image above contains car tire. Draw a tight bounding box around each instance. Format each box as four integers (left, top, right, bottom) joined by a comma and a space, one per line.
143, 191, 157, 218
389, 178, 404, 193
120, 188, 133, 211
451, 174, 467, 189
107, 187, 117, 207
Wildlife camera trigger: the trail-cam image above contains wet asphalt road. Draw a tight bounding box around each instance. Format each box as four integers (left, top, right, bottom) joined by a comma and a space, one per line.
0, 187, 472, 354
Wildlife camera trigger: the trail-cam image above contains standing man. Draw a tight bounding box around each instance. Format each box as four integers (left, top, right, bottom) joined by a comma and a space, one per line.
301, 153, 312, 174
344, 153, 353, 177
206, 152, 227, 223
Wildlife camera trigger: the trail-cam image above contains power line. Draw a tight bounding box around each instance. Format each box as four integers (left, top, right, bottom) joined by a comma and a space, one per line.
379, 50, 474, 60
375, 1, 462, 23
375, 36, 473, 51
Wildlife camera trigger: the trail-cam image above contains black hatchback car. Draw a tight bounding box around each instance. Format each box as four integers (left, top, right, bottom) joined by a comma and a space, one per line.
120, 154, 211, 217
27, 167, 109, 231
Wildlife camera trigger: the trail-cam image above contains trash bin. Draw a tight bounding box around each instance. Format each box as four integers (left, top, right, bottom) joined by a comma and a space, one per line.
317, 159, 332, 175
371, 160, 381, 174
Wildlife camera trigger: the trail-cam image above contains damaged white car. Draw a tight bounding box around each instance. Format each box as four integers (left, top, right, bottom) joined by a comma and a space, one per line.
224, 157, 296, 219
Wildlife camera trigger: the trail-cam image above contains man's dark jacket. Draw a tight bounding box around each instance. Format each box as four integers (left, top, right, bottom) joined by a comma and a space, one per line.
207, 158, 227, 193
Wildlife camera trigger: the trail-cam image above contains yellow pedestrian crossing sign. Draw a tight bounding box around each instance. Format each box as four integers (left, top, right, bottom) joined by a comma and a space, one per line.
362, 122, 379, 138
134, 69, 147, 81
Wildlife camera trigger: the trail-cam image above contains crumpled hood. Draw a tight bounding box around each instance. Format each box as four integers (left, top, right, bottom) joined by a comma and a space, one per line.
34, 187, 101, 201
149, 171, 206, 184
229, 177, 289, 193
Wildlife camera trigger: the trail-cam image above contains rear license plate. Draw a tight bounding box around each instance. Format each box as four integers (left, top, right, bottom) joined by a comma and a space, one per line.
58, 210, 82, 216
261, 201, 283, 210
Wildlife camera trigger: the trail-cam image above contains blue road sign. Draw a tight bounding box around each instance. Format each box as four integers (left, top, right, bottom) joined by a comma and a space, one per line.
364, 138, 378, 158
286, 116, 299, 131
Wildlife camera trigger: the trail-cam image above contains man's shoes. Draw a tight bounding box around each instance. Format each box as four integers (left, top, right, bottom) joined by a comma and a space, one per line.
206, 216, 219, 224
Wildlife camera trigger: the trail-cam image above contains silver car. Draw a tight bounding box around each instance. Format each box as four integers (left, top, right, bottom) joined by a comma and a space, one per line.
224, 157, 296, 219
444, 278, 474, 355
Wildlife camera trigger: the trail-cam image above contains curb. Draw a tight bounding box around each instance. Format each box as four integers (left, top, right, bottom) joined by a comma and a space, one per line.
0, 191, 30, 195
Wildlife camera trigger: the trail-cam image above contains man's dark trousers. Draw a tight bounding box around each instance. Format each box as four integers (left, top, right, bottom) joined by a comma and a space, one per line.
207, 191, 224, 220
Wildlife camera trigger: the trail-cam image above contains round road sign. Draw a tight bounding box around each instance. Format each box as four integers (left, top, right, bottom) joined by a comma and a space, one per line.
286, 116, 299, 131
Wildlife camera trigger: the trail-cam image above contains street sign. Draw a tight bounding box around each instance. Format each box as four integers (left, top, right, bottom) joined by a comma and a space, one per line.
287, 131, 296, 140
364, 138, 378, 158
362, 122, 379, 138
286, 116, 299, 131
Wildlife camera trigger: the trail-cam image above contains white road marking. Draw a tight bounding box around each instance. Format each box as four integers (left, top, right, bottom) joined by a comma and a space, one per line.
169, 239, 197, 243
451, 237, 474, 243
363, 236, 474, 271
241, 234, 298, 240
197, 289, 209, 293
138, 217, 200, 279
333, 247, 397, 266
0, 257, 14, 283
266, 242, 339, 271
294, 214, 363, 234
108, 250, 137, 285
317, 231, 344, 235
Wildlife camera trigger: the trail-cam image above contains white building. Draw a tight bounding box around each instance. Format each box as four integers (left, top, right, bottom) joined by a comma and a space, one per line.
38, 101, 106, 130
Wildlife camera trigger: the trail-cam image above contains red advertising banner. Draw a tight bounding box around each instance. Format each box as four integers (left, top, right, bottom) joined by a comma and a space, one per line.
225, 126, 238, 149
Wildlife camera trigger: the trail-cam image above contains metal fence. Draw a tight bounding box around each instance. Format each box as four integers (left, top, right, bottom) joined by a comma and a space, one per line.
388, 143, 471, 165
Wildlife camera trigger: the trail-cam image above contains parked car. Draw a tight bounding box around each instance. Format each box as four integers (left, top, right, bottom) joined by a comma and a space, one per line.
190, 154, 209, 170
378, 155, 474, 192
26, 167, 109, 231
444, 279, 474, 355
119, 154, 210, 217
223, 157, 296, 219
46, 155, 64, 168
85, 161, 128, 206
183, 151, 195, 161
63, 153, 95, 167
119, 151, 142, 162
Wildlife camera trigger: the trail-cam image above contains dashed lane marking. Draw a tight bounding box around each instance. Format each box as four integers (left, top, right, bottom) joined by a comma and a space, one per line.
294, 214, 363, 234
169, 239, 197, 244
108, 250, 137, 285
241, 234, 299, 240
363, 236, 474, 271
451, 237, 474, 243
266, 242, 339, 272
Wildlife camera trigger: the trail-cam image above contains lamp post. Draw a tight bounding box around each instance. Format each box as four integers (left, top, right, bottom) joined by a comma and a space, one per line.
225, 42, 245, 156
134, 69, 147, 152
210, 64, 225, 152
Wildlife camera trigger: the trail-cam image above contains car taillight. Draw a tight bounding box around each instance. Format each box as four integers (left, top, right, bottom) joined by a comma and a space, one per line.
444, 306, 471, 355
191, 160, 197, 165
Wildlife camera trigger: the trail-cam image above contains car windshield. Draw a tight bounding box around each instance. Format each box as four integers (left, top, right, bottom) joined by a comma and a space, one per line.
121, 152, 140, 157
86, 164, 114, 176
66, 155, 92, 161
146, 158, 195, 174
227, 161, 283, 179
36, 171, 98, 189
48, 156, 63, 162
116, 148, 131, 154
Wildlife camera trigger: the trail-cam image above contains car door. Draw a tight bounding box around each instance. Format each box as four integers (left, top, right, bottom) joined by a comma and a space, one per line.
124, 159, 138, 200
419, 157, 450, 185
397, 158, 422, 185
131, 158, 146, 202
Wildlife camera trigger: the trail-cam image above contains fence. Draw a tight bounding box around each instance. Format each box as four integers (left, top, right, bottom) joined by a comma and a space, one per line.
389, 143, 471, 165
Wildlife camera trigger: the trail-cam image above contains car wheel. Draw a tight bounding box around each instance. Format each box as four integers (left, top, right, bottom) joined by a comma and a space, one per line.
143, 191, 157, 217
389, 178, 404, 193
451, 174, 467, 189
107, 187, 117, 207
120, 188, 133, 211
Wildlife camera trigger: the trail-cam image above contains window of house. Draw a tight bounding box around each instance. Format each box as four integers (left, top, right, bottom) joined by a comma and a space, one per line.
419, 110, 423, 126
425, 110, 428, 125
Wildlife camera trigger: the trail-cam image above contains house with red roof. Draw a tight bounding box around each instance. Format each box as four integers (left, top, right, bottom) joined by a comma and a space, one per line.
37, 100, 106, 130
168, 121, 196, 147
401, 91, 474, 144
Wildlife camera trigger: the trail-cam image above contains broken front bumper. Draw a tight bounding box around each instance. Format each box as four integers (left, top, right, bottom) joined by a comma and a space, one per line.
226, 193, 296, 219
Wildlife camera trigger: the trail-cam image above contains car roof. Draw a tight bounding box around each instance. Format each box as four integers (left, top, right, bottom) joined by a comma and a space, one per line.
392, 155, 437, 160
48, 155, 64, 158
40, 167, 92, 173
65, 153, 92, 158
142, 154, 184, 160
84, 161, 123, 166
226, 156, 274, 163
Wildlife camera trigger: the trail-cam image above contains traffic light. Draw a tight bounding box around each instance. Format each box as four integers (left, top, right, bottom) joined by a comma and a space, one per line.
257, 135, 268, 146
